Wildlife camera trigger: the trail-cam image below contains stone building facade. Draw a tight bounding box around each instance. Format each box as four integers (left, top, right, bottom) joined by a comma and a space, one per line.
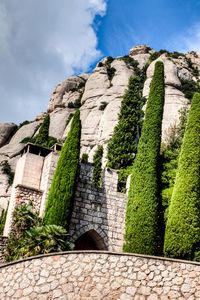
3, 144, 128, 252
3, 144, 59, 236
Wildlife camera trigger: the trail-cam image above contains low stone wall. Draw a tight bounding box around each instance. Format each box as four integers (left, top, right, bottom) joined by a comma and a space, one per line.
0, 251, 200, 299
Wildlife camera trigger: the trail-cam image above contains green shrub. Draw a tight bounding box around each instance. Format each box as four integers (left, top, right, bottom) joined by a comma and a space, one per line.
34, 115, 50, 145
4, 203, 72, 262
18, 225, 72, 258
18, 120, 30, 129
0, 208, 7, 235
124, 61, 165, 255
179, 79, 200, 101
107, 76, 144, 170
4, 203, 41, 262
120, 56, 139, 69
1, 161, 14, 186
44, 110, 81, 228
81, 153, 88, 163
164, 93, 200, 260
93, 145, 103, 187
67, 98, 81, 109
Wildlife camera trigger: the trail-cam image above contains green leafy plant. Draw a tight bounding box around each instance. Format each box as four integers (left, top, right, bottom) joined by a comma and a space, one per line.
124, 61, 165, 255
0, 209, 7, 235
164, 93, 200, 260
81, 153, 88, 163
44, 110, 81, 228
1, 161, 14, 186
93, 145, 103, 187
107, 76, 144, 170
19, 225, 72, 258
179, 79, 200, 101
4, 203, 72, 262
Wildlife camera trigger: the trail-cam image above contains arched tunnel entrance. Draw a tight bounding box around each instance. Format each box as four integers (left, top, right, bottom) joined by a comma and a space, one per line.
74, 230, 107, 250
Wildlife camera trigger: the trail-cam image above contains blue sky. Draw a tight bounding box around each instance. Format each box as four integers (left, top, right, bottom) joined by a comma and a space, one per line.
96, 0, 200, 57
0, 0, 199, 123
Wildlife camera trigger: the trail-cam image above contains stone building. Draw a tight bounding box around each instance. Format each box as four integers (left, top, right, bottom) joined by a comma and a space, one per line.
3, 143, 127, 252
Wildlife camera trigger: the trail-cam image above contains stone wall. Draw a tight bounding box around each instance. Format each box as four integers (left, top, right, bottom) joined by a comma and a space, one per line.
15, 184, 43, 211
69, 164, 127, 251
0, 251, 200, 299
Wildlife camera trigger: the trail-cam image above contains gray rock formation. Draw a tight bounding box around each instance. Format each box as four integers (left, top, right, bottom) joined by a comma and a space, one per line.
0, 123, 17, 148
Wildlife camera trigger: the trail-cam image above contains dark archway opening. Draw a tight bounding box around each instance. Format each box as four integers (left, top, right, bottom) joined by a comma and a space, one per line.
74, 230, 107, 250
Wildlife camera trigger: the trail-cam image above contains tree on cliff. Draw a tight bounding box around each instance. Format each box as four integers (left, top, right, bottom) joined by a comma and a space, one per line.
107, 76, 144, 170
44, 110, 81, 228
124, 61, 165, 255
164, 93, 200, 260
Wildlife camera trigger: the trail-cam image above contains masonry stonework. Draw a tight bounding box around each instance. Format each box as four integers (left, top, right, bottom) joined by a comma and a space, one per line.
69, 163, 127, 251
0, 252, 200, 299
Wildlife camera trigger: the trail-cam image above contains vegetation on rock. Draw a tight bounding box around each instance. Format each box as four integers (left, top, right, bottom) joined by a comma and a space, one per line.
93, 145, 103, 187
20, 114, 58, 148
164, 93, 200, 260
44, 110, 81, 228
1, 161, 14, 186
107, 76, 144, 170
124, 61, 165, 255
160, 108, 188, 222
107, 76, 145, 192
179, 79, 200, 101
0, 209, 7, 235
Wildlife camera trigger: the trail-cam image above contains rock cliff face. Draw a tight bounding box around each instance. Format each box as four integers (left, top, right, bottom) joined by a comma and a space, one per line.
0, 45, 199, 212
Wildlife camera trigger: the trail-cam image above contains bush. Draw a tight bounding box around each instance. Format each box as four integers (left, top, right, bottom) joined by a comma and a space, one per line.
179, 79, 200, 101
120, 56, 139, 69
0, 209, 7, 235
81, 153, 88, 163
34, 115, 50, 145
1, 161, 14, 186
93, 146, 103, 187
44, 110, 81, 228
123, 61, 165, 255
18, 225, 72, 258
107, 76, 144, 170
4, 203, 72, 262
4, 203, 41, 262
164, 93, 200, 260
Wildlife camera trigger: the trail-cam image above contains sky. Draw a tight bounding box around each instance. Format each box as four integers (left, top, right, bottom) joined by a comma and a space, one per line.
0, 0, 200, 124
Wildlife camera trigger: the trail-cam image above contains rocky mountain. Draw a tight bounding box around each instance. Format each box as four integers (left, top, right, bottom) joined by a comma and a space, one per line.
0, 45, 199, 213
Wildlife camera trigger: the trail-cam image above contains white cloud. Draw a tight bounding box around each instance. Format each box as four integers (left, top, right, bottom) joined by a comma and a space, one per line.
0, 0, 107, 123
169, 22, 200, 53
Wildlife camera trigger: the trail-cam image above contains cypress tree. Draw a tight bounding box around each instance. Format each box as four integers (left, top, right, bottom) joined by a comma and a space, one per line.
124, 61, 165, 255
107, 76, 144, 170
44, 110, 81, 228
34, 114, 50, 145
93, 145, 103, 187
164, 93, 200, 260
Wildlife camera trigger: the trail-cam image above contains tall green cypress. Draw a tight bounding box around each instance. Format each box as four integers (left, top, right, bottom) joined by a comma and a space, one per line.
34, 114, 50, 145
44, 110, 81, 228
107, 76, 144, 170
124, 61, 165, 255
164, 93, 200, 260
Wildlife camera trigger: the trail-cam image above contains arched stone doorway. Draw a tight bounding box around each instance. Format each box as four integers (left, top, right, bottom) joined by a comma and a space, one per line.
74, 229, 107, 250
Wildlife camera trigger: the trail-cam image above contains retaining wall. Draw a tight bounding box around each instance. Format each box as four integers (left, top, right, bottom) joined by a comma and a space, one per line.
0, 251, 200, 299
